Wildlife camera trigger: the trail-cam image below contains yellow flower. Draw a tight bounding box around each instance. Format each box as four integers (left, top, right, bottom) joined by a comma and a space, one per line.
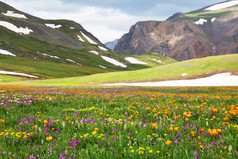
139, 151, 144, 154
95, 128, 99, 131
165, 140, 171, 145
157, 151, 160, 154
92, 131, 97, 135
131, 150, 134, 153
149, 150, 152, 153
46, 136, 53, 141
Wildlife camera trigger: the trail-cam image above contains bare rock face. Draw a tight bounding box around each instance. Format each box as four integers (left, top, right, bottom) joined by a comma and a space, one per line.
114, 9, 238, 61
114, 20, 214, 61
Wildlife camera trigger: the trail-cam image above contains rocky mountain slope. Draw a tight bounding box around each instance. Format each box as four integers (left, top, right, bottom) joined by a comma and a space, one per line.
114, 0, 238, 61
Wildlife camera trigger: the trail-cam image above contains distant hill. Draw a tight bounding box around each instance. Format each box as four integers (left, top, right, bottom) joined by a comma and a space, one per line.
104, 39, 118, 50
114, 0, 238, 61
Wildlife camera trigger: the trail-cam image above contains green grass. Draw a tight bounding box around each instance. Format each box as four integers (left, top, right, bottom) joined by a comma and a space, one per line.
173, 6, 238, 22
132, 52, 177, 67
15, 54, 238, 86
0, 75, 25, 82
0, 55, 107, 79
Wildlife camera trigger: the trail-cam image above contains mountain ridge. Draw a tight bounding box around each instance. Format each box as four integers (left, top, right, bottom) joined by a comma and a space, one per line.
114, 0, 238, 61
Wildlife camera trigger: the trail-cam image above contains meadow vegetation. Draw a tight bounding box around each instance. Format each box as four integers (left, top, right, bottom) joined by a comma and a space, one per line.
0, 86, 237, 158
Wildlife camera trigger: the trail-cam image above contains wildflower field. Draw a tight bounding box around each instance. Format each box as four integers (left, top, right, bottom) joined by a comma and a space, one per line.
0, 86, 237, 158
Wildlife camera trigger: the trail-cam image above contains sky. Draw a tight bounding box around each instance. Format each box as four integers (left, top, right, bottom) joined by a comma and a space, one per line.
2, 0, 227, 43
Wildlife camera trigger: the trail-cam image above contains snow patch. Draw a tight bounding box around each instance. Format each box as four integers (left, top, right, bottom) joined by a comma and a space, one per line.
2, 11, 27, 19
89, 50, 99, 55
45, 23, 62, 29
77, 35, 84, 42
0, 49, 16, 56
103, 73, 238, 87
66, 59, 81, 66
98, 46, 108, 51
0, 70, 39, 78
125, 57, 147, 65
80, 31, 97, 44
151, 58, 163, 63
194, 19, 207, 25
37, 51, 59, 59
181, 73, 188, 77
101, 56, 127, 68
205, 1, 238, 11
70, 27, 75, 29
0, 21, 33, 34
99, 65, 107, 69
211, 18, 216, 22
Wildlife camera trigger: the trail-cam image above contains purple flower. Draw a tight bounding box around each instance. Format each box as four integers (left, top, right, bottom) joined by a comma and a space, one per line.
194, 151, 199, 159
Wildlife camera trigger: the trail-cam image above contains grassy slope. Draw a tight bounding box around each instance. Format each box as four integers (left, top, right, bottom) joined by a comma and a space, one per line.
132, 53, 177, 67
10, 54, 238, 86
0, 75, 25, 82
174, 6, 238, 22
0, 2, 178, 80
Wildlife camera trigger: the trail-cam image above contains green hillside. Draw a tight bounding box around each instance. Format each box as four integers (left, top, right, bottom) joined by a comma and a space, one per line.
173, 4, 238, 22
0, 1, 173, 80
8, 54, 238, 86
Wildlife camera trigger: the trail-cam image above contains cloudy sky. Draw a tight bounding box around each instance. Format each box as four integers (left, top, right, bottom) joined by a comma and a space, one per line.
2, 0, 226, 42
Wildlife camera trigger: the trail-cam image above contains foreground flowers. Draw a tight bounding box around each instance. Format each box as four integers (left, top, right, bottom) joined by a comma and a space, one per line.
0, 86, 237, 158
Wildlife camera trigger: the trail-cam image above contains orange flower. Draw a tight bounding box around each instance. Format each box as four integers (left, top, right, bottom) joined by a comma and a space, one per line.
198, 136, 201, 140
65, 117, 70, 121
0, 119, 5, 123
32, 126, 36, 129
191, 131, 195, 137
200, 128, 204, 132
165, 140, 171, 145
169, 127, 173, 131
95, 128, 99, 131
199, 145, 203, 149
174, 127, 179, 131
151, 123, 157, 128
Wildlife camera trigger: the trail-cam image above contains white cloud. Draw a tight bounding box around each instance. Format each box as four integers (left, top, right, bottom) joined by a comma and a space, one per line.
1, 0, 162, 43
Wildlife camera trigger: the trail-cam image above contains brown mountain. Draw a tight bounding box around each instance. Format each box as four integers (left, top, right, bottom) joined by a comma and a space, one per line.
114, 1, 238, 61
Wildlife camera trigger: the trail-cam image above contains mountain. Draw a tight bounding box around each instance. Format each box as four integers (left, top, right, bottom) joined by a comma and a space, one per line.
114, 0, 238, 61
104, 39, 118, 50
0, 1, 159, 79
